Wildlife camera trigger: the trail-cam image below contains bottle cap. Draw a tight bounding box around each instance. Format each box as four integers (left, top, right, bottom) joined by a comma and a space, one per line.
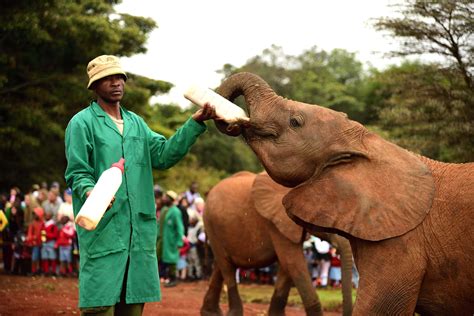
111, 158, 125, 174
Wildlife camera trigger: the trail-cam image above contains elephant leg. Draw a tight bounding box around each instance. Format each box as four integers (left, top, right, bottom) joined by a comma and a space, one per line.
268, 266, 292, 316
270, 230, 323, 316
201, 265, 224, 316
351, 240, 424, 315
214, 258, 242, 316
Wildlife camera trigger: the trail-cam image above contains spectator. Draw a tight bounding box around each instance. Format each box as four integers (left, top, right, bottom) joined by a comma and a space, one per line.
31, 184, 40, 199
7, 201, 25, 274
177, 196, 190, 236
193, 197, 205, 221
352, 259, 359, 289
57, 188, 74, 224
186, 213, 204, 281
313, 237, 331, 288
157, 190, 184, 288
155, 188, 163, 217
329, 247, 342, 287
12, 226, 28, 275
7, 187, 21, 208
41, 211, 58, 275
40, 181, 48, 191
0, 208, 7, 232
184, 182, 201, 205
26, 207, 44, 275
42, 189, 61, 219
37, 189, 48, 205
303, 240, 315, 280
23, 191, 39, 227
56, 216, 75, 277
177, 236, 191, 282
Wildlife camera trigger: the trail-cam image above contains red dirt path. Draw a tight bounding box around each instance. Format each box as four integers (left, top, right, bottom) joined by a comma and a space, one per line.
0, 274, 341, 315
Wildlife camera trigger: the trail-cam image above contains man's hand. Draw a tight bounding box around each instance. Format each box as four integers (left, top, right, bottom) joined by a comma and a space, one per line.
192, 103, 217, 122
86, 190, 115, 210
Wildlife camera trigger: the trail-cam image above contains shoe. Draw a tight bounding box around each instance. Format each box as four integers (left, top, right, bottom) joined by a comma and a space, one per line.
164, 281, 177, 287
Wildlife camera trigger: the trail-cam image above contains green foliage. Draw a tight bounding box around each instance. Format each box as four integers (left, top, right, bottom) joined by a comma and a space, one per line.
365, 61, 473, 162
153, 155, 226, 196
372, 0, 473, 162
0, 0, 169, 190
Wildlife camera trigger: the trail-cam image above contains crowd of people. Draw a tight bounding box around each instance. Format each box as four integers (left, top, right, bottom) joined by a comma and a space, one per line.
235, 236, 359, 289
0, 183, 78, 276
0, 181, 212, 285
0, 180, 358, 289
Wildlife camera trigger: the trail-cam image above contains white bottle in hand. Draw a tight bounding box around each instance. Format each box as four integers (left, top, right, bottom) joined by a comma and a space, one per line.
75, 158, 125, 231
184, 85, 249, 123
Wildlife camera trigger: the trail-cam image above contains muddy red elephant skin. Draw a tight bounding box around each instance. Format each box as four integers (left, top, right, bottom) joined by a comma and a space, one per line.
214, 72, 474, 315
201, 171, 353, 316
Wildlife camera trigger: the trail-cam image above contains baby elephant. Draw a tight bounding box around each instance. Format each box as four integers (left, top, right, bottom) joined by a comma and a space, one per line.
201, 171, 352, 316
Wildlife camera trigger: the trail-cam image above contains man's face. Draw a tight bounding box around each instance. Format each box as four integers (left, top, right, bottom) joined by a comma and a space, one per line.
48, 191, 56, 202
93, 74, 125, 103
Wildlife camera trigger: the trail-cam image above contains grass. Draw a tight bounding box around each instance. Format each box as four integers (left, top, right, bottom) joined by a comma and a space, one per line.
221, 284, 357, 312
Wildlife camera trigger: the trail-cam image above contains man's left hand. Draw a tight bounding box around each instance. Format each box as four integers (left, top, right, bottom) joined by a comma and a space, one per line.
192, 103, 216, 122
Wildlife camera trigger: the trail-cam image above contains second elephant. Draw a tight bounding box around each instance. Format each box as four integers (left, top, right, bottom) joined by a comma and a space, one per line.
201, 171, 353, 316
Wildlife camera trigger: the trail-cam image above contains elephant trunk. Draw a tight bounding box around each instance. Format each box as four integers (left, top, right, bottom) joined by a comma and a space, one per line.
216, 72, 281, 135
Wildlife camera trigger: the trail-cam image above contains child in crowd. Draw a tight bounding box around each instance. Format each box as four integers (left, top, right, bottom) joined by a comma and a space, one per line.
12, 229, 29, 275
177, 236, 190, 281
329, 247, 342, 288
57, 188, 73, 223
42, 211, 58, 275
56, 216, 75, 276
186, 214, 203, 281
26, 207, 44, 275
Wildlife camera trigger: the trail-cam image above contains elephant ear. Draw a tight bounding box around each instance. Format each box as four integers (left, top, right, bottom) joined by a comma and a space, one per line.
283, 135, 435, 241
252, 172, 304, 244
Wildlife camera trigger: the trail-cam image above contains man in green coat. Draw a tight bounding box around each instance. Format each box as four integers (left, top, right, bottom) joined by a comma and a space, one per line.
156, 190, 183, 288
65, 55, 216, 315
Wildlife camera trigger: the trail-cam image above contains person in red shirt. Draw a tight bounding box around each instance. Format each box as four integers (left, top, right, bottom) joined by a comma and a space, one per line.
26, 207, 44, 275
56, 216, 76, 276
329, 247, 342, 288
42, 211, 59, 275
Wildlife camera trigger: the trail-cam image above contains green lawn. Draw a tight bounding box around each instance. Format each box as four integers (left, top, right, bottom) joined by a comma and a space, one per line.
222, 284, 357, 311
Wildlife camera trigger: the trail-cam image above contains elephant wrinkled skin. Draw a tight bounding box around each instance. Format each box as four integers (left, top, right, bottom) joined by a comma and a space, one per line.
201, 171, 353, 316
214, 72, 474, 315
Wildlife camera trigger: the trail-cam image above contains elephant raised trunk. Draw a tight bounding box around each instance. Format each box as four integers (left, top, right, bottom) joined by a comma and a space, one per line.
216, 72, 277, 113
216, 72, 283, 136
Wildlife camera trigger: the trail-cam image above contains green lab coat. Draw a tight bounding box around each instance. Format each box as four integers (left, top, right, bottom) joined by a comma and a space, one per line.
64, 101, 206, 308
156, 205, 184, 264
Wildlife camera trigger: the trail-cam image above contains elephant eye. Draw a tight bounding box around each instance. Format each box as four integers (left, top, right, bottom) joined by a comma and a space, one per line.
290, 116, 303, 128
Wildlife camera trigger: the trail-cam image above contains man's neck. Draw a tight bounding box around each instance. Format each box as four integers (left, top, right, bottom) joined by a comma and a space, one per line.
97, 98, 121, 120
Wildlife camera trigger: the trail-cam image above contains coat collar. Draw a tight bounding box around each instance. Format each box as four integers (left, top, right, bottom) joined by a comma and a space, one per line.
90, 101, 133, 137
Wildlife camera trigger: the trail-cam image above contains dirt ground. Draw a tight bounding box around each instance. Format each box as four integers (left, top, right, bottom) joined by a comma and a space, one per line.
0, 274, 342, 316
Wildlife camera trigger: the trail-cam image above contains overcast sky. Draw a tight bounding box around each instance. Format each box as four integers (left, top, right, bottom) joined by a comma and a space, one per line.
116, 0, 403, 107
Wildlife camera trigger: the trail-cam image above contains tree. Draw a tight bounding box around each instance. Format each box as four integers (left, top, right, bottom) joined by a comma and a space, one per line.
365, 61, 473, 161
0, 0, 170, 191
374, 0, 472, 88
372, 0, 474, 162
